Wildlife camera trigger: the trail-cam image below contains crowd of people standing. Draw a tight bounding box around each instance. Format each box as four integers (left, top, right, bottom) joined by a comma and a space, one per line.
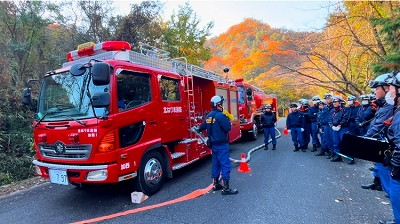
284, 71, 400, 224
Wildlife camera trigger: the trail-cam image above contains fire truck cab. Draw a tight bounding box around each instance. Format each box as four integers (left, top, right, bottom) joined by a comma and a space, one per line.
22, 41, 241, 196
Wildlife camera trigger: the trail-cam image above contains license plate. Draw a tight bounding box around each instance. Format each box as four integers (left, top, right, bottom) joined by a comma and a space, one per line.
49, 169, 68, 186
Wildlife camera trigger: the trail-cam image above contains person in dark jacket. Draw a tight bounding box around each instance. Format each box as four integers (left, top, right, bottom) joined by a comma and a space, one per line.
309, 96, 322, 151
198, 95, 238, 195
377, 71, 400, 224
329, 97, 350, 162
286, 103, 306, 152
346, 95, 361, 135
361, 74, 394, 195
299, 99, 312, 151
355, 95, 375, 136
318, 93, 335, 157
315, 100, 327, 156
261, 104, 277, 150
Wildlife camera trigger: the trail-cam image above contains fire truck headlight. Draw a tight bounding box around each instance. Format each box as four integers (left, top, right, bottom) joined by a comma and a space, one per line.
86, 170, 108, 181
34, 165, 42, 175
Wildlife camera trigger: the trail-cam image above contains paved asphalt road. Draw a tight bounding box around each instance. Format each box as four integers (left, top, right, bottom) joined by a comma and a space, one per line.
0, 118, 394, 224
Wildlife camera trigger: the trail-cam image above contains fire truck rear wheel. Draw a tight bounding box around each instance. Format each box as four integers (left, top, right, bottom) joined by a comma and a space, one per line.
248, 122, 258, 141
135, 150, 165, 196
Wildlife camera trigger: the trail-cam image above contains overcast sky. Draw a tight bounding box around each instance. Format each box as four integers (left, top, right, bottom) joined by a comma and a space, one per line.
116, 0, 336, 37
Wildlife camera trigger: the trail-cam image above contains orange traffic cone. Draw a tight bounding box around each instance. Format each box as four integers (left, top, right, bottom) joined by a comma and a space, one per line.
238, 153, 251, 173
283, 125, 289, 135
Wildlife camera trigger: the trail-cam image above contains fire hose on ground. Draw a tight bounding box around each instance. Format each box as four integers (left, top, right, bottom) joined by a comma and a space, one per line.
191, 127, 282, 164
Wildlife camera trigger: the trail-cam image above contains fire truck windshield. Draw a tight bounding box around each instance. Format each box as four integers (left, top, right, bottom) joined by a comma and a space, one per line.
37, 70, 109, 121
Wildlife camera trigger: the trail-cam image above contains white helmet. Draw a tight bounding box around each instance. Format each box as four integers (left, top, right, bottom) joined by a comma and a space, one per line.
312, 96, 320, 101
369, 73, 391, 88
264, 104, 272, 109
383, 70, 400, 87
210, 95, 224, 107
347, 95, 356, 101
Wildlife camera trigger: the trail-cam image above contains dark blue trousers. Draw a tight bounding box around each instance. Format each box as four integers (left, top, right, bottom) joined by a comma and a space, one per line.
324, 125, 334, 152
332, 127, 349, 154
290, 128, 305, 146
263, 127, 276, 145
311, 122, 320, 145
211, 144, 231, 180
303, 123, 312, 145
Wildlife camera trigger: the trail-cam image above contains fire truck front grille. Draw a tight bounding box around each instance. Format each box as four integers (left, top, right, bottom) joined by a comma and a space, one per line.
38, 144, 92, 160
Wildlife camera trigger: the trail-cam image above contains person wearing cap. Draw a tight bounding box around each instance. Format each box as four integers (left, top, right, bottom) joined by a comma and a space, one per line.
361, 73, 394, 195
329, 96, 351, 162
261, 104, 277, 150
346, 95, 361, 136
309, 96, 322, 152
315, 100, 327, 155
376, 70, 400, 224
198, 95, 238, 195
299, 99, 312, 151
355, 95, 374, 136
316, 93, 335, 157
286, 103, 306, 152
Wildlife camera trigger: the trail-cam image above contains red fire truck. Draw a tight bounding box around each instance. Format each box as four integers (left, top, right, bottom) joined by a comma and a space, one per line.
22, 41, 248, 196
235, 78, 278, 140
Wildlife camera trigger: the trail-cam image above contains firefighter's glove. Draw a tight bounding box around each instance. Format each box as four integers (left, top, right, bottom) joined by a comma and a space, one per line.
300, 128, 304, 132
371, 103, 378, 111
222, 110, 234, 121
332, 126, 340, 131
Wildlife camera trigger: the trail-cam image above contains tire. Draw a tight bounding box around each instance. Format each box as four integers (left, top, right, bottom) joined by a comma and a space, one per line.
134, 150, 165, 196
248, 122, 258, 141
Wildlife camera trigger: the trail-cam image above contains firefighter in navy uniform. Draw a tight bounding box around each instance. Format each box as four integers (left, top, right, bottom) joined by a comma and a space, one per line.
319, 94, 335, 158
361, 74, 394, 192
197, 95, 238, 195
309, 96, 322, 151
299, 99, 312, 151
315, 100, 328, 156
355, 95, 375, 136
261, 104, 277, 150
329, 97, 350, 162
378, 71, 400, 224
286, 103, 306, 152
346, 95, 361, 135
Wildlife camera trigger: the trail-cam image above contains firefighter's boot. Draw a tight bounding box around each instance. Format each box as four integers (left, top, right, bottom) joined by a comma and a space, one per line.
311, 144, 317, 152
272, 144, 276, 150
361, 177, 382, 191
293, 144, 299, 152
264, 144, 268, 150
221, 180, 238, 195
212, 178, 223, 191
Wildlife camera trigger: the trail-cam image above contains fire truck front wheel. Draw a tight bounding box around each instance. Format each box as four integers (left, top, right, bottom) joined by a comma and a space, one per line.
134, 150, 165, 196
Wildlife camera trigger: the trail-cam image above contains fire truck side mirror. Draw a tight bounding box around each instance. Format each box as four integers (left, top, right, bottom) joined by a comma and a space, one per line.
70, 63, 86, 77
92, 62, 111, 86
21, 88, 32, 105
92, 92, 110, 108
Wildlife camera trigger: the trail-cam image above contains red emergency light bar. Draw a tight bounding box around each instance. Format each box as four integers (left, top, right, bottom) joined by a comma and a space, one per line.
67, 41, 131, 62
